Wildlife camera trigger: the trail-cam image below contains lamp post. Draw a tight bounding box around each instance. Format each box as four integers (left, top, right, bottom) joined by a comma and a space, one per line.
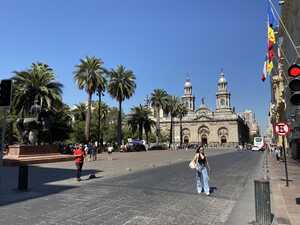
97, 89, 104, 152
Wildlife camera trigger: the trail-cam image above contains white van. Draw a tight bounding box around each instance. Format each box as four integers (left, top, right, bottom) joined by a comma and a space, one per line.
252, 137, 264, 151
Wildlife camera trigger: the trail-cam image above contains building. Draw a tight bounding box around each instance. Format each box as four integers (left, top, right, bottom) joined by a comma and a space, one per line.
269, 0, 300, 159
242, 110, 260, 137
155, 71, 249, 147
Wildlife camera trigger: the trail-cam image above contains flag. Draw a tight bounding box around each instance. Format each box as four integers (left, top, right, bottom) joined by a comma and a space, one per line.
268, 42, 275, 61
267, 2, 278, 28
262, 61, 267, 82
278, 47, 282, 63
267, 60, 273, 74
268, 26, 276, 44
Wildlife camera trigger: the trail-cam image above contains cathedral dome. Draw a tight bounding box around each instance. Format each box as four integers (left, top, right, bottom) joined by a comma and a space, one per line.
218, 71, 227, 84
184, 79, 192, 88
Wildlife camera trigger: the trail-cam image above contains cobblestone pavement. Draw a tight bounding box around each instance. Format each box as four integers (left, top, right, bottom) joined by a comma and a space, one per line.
0, 150, 263, 225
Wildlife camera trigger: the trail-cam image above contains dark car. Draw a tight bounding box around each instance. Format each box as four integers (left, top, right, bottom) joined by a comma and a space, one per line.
126, 140, 146, 152
148, 144, 168, 151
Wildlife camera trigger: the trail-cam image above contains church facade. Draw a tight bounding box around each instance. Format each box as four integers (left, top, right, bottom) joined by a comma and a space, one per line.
158, 71, 249, 147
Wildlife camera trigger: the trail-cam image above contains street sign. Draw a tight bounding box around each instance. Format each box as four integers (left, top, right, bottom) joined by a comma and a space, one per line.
274, 123, 290, 136
288, 64, 300, 77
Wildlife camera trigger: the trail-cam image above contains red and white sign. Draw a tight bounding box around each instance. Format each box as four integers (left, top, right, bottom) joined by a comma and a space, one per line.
274, 123, 290, 136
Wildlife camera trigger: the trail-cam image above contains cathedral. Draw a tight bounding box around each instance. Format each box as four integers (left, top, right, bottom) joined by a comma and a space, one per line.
158, 71, 249, 147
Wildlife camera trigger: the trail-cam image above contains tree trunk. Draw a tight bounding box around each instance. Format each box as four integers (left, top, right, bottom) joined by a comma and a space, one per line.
98, 92, 101, 149
138, 122, 143, 140
169, 116, 173, 148
180, 117, 183, 146
156, 106, 160, 145
85, 93, 92, 143
117, 100, 122, 146
146, 131, 149, 144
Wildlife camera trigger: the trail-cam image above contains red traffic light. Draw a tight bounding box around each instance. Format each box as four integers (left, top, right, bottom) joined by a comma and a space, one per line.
288, 64, 300, 77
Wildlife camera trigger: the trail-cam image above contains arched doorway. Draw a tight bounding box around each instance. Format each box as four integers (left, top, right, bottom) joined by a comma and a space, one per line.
183, 136, 189, 144
221, 136, 227, 144
201, 134, 208, 145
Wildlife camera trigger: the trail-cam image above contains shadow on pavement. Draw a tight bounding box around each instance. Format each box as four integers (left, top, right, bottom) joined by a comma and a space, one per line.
0, 165, 102, 206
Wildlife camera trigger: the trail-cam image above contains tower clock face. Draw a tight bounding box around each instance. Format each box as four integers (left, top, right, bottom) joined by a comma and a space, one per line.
221, 99, 225, 106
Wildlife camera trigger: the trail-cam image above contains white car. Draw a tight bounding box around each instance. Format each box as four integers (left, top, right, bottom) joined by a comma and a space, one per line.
251, 146, 260, 151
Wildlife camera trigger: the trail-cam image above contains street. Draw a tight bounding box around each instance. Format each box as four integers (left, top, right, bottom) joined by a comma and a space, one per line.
0, 150, 264, 225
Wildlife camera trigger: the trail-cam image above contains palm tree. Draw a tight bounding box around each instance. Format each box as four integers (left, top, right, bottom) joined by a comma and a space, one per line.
108, 65, 136, 146
143, 116, 155, 144
12, 62, 63, 116
164, 96, 180, 148
72, 103, 87, 121
94, 101, 108, 147
73, 56, 106, 143
176, 103, 188, 146
127, 104, 154, 141
150, 89, 168, 145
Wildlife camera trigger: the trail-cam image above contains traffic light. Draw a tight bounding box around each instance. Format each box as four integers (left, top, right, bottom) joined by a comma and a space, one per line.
288, 64, 300, 105
0, 79, 12, 107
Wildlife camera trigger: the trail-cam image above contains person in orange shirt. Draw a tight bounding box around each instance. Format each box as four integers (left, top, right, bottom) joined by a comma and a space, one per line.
73, 144, 86, 181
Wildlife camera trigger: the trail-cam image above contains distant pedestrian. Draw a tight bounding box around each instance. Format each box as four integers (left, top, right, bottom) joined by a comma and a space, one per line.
191, 146, 210, 195
74, 144, 86, 181
107, 144, 113, 160
91, 144, 97, 161
275, 148, 280, 161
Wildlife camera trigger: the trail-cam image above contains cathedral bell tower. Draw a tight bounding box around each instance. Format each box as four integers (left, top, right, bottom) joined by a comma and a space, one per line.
182, 78, 195, 111
216, 70, 232, 112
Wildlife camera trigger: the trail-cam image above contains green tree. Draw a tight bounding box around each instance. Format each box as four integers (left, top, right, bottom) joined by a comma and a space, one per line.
176, 103, 188, 146
108, 65, 136, 146
12, 62, 63, 116
91, 101, 108, 146
73, 56, 106, 143
164, 96, 180, 148
127, 104, 154, 141
72, 103, 87, 121
150, 89, 168, 145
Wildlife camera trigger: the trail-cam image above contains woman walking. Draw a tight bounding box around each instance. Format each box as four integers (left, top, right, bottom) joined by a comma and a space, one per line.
192, 146, 210, 195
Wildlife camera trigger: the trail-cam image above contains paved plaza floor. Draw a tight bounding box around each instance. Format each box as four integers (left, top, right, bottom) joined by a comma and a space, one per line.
0, 149, 264, 225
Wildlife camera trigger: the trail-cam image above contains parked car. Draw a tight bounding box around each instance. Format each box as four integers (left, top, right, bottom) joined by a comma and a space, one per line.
148, 144, 169, 151
126, 140, 146, 152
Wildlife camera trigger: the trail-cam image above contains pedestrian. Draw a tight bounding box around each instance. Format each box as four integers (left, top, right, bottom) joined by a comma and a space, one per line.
191, 146, 210, 195
275, 147, 280, 161
73, 144, 86, 181
107, 144, 113, 160
91, 144, 97, 161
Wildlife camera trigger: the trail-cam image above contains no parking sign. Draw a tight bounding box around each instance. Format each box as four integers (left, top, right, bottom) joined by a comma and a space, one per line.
274, 123, 290, 136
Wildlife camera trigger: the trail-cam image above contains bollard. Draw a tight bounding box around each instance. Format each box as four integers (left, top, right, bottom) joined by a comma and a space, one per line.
18, 165, 28, 191
254, 179, 272, 225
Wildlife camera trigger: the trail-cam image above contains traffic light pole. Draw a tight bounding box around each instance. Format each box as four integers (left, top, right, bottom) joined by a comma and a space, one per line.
282, 136, 289, 187
0, 108, 8, 166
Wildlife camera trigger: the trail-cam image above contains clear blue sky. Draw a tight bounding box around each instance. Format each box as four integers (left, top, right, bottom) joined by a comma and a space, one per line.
0, 0, 271, 132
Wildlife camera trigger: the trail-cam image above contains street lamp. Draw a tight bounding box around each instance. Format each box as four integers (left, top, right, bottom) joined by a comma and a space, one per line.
96, 89, 104, 152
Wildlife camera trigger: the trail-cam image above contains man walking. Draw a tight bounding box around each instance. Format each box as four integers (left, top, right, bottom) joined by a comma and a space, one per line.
74, 144, 86, 181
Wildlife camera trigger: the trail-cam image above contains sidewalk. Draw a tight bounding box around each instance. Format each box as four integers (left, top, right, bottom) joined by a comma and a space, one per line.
268, 153, 300, 225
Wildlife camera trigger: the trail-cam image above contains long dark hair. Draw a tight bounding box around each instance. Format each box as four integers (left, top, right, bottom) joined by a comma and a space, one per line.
196, 145, 204, 154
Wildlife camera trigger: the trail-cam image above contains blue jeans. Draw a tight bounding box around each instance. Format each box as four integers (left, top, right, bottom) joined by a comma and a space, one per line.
196, 165, 210, 194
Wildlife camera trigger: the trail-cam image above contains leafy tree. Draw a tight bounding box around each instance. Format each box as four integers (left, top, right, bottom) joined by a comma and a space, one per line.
150, 89, 168, 145
127, 104, 154, 141
164, 96, 180, 148
72, 103, 87, 121
48, 107, 73, 143
74, 56, 106, 143
12, 62, 63, 116
176, 103, 188, 146
108, 65, 136, 146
